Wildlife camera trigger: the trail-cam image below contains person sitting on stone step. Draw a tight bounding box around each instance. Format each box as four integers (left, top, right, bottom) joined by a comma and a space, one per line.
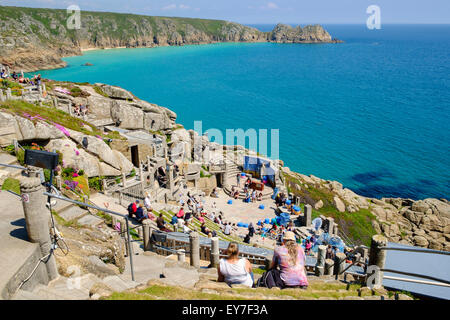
156, 213, 172, 233
218, 242, 254, 288
135, 203, 148, 223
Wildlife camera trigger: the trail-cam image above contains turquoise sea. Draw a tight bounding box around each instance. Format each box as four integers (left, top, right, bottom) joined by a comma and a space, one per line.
31, 24, 450, 200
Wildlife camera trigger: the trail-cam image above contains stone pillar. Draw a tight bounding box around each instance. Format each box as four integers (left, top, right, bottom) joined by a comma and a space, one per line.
168, 165, 174, 192
53, 96, 58, 108
0, 90, 4, 102
177, 249, 186, 263
367, 235, 388, 288
334, 252, 347, 277
142, 220, 152, 252
304, 204, 312, 227
325, 259, 334, 275
210, 237, 220, 268
6, 88, 12, 100
326, 217, 334, 235
189, 232, 200, 268
122, 173, 127, 188
118, 191, 124, 206
19, 175, 58, 281
137, 227, 143, 240
315, 245, 326, 276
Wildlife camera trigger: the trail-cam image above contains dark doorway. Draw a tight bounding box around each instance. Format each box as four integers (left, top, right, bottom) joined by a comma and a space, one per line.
131, 145, 139, 167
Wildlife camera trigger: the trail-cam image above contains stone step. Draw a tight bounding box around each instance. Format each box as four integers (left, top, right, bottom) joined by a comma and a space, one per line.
52, 199, 74, 214
160, 263, 200, 288
34, 284, 89, 300
0, 152, 18, 165
11, 289, 45, 300
59, 206, 88, 221
77, 214, 104, 227
102, 275, 139, 292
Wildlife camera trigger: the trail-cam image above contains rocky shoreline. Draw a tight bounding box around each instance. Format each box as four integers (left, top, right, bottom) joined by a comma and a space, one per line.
0, 6, 341, 72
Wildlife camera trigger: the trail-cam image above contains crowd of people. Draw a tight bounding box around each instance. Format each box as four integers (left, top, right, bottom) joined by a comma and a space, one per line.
1, 67, 41, 86
73, 103, 89, 117
123, 172, 360, 292
231, 174, 264, 203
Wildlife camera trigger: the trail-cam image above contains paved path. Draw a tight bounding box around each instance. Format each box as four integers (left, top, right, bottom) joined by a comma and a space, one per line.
0, 190, 40, 299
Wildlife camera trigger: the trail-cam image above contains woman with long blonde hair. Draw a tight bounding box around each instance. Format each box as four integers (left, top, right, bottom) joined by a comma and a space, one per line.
217, 242, 254, 287
269, 231, 308, 288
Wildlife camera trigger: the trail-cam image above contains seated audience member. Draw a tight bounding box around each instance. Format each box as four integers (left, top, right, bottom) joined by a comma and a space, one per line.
269, 231, 308, 289
210, 187, 219, 198
156, 213, 172, 232
170, 214, 178, 231
177, 205, 185, 219
184, 210, 192, 222
223, 222, 232, 235
182, 221, 191, 233
200, 222, 211, 236
127, 200, 139, 218
325, 245, 336, 260
257, 192, 263, 201
135, 203, 148, 222
218, 242, 254, 288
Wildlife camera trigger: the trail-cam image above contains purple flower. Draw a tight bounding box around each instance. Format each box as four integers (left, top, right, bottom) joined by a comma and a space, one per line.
53, 123, 70, 137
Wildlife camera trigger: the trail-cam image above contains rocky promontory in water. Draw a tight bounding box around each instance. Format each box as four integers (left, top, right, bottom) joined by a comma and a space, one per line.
0, 6, 340, 72
0, 80, 448, 251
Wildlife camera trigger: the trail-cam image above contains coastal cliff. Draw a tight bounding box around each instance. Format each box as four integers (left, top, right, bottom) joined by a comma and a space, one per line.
0, 6, 340, 72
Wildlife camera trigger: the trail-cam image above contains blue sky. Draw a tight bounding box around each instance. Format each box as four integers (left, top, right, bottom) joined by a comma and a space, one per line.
2, 0, 449, 24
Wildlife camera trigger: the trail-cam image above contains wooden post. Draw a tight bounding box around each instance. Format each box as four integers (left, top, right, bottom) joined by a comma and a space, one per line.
189, 232, 200, 268
142, 220, 151, 251
210, 237, 220, 268
315, 245, 326, 276
367, 235, 388, 287
325, 259, 334, 275
334, 252, 347, 278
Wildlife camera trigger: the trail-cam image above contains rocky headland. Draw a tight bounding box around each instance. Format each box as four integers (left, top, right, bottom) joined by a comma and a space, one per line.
0, 6, 341, 72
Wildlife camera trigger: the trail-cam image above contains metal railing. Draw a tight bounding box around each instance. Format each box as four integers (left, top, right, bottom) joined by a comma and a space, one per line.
43, 192, 136, 281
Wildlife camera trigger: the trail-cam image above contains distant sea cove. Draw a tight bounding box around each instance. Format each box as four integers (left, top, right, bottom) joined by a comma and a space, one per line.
32, 24, 450, 200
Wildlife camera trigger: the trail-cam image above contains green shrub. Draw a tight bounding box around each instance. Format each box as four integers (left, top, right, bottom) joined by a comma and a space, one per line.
88, 176, 104, 191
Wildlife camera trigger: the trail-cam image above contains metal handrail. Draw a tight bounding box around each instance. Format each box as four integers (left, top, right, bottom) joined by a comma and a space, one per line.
379, 268, 450, 287
0, 163, 26, 170
378, 246, 450, 256
43, 192, 135, 281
